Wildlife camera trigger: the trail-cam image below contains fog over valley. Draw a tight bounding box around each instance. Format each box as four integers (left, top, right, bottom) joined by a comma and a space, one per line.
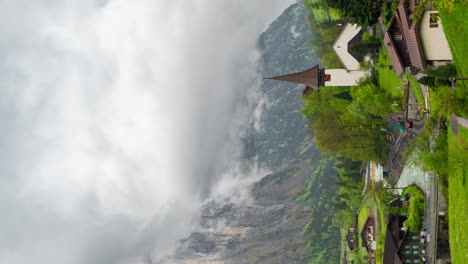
0, 0, 295, 263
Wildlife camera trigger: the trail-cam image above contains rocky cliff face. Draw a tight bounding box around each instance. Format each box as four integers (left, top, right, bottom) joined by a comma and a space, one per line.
173, 166, 314, 264
170, 2, 337, 263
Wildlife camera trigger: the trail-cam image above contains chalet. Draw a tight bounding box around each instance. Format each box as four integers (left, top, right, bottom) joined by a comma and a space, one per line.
361, 217, 377, 257
264, 23, 369, 93
383, 215, 425, 264
384, 0, 452, 76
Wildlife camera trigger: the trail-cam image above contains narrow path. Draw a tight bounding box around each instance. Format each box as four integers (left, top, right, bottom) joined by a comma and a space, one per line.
373, 202, 379, 242
450, 114, 468, 135
371, 161, 376, 191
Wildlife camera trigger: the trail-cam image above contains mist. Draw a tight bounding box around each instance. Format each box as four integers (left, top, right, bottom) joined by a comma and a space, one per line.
0, 0, 295, 263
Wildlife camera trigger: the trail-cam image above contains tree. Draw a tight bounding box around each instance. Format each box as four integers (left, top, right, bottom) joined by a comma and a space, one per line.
431, 86, 465, 117
321, 0, 383, 27
303, 86, 389, 162
418, 76, 436, 86
334, 91, 353, 101
349, 83, 395, 119
321, 52, 342, 68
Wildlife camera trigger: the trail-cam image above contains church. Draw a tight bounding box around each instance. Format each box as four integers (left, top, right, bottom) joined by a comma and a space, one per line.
264, 23, 369, 93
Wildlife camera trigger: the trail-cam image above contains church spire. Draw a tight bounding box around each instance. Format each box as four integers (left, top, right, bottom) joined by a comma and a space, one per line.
264, 65, 321, 91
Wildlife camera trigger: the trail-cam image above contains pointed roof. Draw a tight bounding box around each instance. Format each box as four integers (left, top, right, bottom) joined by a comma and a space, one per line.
264, 65, 320, 91
384, 0, 426, 76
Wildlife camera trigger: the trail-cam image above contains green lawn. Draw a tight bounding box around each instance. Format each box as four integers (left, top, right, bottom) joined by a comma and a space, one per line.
447, 122, 468, 264
358, 197, 373, 231
438, 3, 468, 262
439, 1, 468, 90
356, 197, 373, 262
403, 73, 424, 106
373, 195, 389, 264
403, 73, 425, 119
355, 196, 385, 263
376, 46, 404, 98
340, 227, 345, 262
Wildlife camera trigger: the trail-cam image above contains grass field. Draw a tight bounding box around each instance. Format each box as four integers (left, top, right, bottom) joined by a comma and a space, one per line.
403, 73, 425, 119
447, 122, 468, 264
373, 194, 391, 264
358, 197, 373, 231
376, 46, 404, 98
339, 227, 345, 262
354, 197, 377, 263
403, 73, 424, 107
438, 1, 468, 90
438, 2, 468, 262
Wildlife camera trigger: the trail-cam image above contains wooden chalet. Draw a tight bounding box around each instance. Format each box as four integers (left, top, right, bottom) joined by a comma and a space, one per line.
361, 217, 376, 253
384, 0, 426, 76
383, 215, 425, 264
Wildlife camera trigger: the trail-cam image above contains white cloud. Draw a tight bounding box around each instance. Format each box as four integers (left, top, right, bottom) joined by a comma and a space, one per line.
0, 0, 295, 263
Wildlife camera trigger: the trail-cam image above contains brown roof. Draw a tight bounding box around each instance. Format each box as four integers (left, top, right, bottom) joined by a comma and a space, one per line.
398, 4, 410, 32
361, 217, 375, 253
383, 226, 403, 264
264, 65, 320, 91
385, 0, 426, 74
384, 33, 405, 76
406, 22, 426, 69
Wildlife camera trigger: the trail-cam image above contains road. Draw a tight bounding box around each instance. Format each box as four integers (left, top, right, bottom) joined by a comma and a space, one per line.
399, 75, 440, 263
422, 172, 439, 264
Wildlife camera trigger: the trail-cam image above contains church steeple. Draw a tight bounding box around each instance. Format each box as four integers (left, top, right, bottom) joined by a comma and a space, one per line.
264, 64, 369, 89
264, 65, 323, 91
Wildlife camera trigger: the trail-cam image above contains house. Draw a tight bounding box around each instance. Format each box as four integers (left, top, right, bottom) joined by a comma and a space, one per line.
384, 0, 452, 76
383, 215, 425, 264
419, 11, 452, 65
361, 217, 377, 253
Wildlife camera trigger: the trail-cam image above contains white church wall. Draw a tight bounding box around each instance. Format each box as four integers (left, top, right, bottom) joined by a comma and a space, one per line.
324, 69, 368, 86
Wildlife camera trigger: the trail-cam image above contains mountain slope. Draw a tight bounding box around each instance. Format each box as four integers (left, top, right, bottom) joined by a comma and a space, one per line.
171, 2, 340, 263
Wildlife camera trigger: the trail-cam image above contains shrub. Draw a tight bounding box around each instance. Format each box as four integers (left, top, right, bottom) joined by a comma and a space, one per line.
423, 64, 457, 79
321, 52, 341, 68
411, 0, 427, 21
402, 186, 425, 232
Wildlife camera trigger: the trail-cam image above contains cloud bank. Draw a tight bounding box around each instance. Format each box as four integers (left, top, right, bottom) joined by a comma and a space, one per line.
0, 0, 294, 263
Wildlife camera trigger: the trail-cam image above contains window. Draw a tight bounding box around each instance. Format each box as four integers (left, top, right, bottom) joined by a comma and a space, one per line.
430, 13, 439, 28
324, 74, 331, 82
394, 34, 403, 40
